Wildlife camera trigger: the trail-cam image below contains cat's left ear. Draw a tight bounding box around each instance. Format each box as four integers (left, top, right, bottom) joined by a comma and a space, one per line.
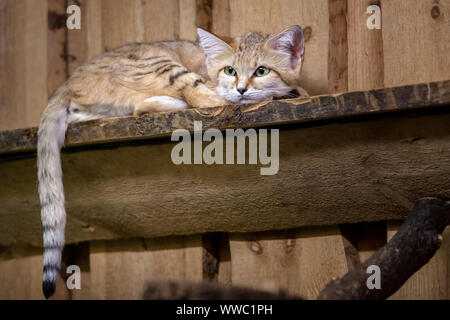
197, 28, 233, 62
267, 26, 305, 70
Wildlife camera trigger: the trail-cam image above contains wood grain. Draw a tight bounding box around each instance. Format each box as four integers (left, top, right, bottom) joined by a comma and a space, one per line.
229, 227, 348, 299
211, 0, 230, 36
47, 0, 68, 96
102, 0, 139, 51
328, 0, 348, 93
347, 0, 384, 91
0, 245, 44, 299
67, 0, 103, 74
382, 0, 450, 87
86, 236, 202, 299
0, 0, 48, 131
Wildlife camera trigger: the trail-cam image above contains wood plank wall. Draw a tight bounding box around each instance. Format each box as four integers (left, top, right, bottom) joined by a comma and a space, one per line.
0, 0, 449, 299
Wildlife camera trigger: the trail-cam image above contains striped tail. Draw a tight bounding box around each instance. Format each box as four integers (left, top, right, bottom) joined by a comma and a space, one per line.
37, 87, 70, 299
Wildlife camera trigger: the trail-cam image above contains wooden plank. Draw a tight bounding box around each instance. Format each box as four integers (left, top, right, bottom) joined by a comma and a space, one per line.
0, 245, 44, 299
229, 227, 348, 299
387, 222, 449, 300
179, 0, 197, 41
0, 0, 48, 131
347, 0, 384, 91
86, 236, 202, 299
328, 0, 348, 93
47, 0, 68, 96
101, 0, 139, 51
0, 244, 69, 300
1, 86, 450, 246
382, 0, 450, 87
211, 0, 230, 36
196, 0, 213, 32
2, 80, 449, 154
141, 0, 178, 41
214, 0, 329, 95
67, 0, 103, 74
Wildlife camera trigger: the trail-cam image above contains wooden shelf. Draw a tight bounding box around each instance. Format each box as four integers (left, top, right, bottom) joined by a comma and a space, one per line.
0, 80, 449, 247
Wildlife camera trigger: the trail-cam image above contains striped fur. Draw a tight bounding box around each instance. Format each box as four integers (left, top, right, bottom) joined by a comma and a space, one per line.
37, 87, 69, 298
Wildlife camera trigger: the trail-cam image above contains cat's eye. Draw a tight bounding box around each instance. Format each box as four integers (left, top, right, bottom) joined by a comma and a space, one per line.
254, 66, 270, 77
224, 66, 237, 76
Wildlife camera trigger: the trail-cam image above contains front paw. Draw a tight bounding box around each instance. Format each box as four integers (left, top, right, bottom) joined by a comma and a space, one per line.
194, 96, 230, 108
296, 87, 309, 97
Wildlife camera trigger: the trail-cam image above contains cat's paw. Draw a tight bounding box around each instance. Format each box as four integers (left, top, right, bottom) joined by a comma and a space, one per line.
296, 87, 309, 97
191, 96, 230, 108
134, 96, 189, 115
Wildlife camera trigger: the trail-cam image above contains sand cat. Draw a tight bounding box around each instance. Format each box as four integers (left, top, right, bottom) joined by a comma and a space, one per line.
38, 26, 306, 298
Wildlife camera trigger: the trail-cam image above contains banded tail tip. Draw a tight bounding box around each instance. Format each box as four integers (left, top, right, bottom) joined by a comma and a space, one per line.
43, 280, 56, 299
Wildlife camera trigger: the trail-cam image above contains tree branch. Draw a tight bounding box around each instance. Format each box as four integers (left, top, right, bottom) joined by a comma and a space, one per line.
318, 197, 450, 299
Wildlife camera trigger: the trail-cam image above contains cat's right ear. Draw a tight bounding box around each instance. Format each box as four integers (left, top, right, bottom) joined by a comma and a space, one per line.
197, 28, 233, 62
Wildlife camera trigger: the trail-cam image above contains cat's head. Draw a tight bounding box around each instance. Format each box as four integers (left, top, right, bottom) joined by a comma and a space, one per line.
197, 26, 305, 104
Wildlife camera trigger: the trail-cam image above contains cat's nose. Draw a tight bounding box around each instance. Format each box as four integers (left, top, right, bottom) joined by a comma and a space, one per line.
237, 87, 247, 95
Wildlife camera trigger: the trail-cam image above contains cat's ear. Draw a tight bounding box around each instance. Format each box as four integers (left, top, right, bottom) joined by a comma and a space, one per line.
267, 26, 305, 70
197, 28, 233, 61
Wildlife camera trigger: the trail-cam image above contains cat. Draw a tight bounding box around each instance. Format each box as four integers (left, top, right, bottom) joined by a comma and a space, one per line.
37, 25, 307, 298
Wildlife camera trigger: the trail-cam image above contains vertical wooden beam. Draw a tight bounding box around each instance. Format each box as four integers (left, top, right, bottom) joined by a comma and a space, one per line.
179, 0, 197, 40
211, 0, 230, 36
340, 221, 387, 269
328, 0, 348, 93
202, 233, 231, 283
47, 0, 68, 97
141, 0, 194, 42
196, 0, 213, 31
339, 225, 361, 271
347, 0, 384, 91
202, 233, 220, 282
101, 0, 138, 50
0, 0, 48, 131
67, 0, 103, 73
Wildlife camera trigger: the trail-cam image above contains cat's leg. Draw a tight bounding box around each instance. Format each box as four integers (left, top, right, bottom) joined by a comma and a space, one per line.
181, 80, 229, 108
134, 96, 189, 115
134, 70, 229, 112
165, 71, 229, 108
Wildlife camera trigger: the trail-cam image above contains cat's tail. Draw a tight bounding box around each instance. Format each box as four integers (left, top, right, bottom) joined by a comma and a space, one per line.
37, 86, 70, 299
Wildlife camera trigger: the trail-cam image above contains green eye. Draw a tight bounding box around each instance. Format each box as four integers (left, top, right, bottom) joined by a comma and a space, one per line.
224, 66, 237, 76
255, 66, 270, 77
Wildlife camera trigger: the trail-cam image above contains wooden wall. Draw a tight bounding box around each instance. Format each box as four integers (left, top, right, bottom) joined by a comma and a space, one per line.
0, 0, 449, 299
